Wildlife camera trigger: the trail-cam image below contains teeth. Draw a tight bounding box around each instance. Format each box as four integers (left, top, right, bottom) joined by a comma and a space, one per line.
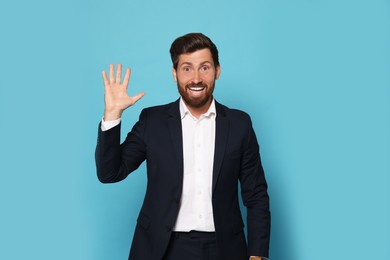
189, 87, 204, 91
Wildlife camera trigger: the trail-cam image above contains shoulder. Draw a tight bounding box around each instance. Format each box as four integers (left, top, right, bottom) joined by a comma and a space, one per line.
131, 101, 178, 134
137, 100, 180, 122
216, 101, 252, 123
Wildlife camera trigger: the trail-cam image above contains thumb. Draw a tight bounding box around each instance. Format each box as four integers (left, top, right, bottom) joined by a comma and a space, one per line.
131, 92, 145, 104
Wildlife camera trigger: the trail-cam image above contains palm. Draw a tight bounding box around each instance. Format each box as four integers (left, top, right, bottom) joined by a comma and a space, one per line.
102, 64, 144, 120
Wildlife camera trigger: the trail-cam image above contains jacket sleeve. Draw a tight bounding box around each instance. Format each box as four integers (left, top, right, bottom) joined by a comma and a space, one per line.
239, 115, 271, 258
95, 109, 147, 183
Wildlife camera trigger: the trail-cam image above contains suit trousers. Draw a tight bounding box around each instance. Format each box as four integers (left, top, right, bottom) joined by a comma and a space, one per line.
162, 231, 220, 260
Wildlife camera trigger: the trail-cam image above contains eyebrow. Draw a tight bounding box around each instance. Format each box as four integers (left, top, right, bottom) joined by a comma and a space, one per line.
179, 61, 213, 67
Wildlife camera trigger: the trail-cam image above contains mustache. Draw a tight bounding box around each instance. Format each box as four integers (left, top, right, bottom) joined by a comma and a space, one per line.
185, 82, 208, 89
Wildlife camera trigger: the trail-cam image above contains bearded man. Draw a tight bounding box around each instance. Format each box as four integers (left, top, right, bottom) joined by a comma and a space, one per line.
95, 33, 271, 260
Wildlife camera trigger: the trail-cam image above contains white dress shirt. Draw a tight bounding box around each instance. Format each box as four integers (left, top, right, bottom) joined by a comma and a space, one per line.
172, 98, 216, 232
100, 117, 121, 131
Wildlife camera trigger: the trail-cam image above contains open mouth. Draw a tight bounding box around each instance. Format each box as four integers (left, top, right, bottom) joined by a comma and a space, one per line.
187, 86, 206, 97
186, 82, 207, 93
188, 86, 205, 92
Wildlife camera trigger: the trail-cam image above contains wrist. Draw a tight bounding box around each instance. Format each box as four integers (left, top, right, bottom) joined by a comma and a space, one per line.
103, 110, 122, 121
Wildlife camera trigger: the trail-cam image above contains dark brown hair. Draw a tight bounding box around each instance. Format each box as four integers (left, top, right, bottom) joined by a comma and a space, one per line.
170, 33, 219, 70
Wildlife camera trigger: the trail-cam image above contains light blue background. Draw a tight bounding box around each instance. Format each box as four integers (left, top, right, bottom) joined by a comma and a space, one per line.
0, 0, 389, 259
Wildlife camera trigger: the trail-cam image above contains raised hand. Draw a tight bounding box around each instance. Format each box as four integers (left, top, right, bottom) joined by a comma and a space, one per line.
102, 64, 145, 121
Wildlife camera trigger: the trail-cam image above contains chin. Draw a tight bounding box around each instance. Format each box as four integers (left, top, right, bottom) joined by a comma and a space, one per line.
184, 96, 212, 109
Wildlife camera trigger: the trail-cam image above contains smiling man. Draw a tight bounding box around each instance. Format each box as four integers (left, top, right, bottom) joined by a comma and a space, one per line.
95, 33, 271, 260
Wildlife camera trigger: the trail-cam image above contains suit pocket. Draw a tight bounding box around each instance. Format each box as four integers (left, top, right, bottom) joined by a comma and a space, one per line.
137, 211, 151, 230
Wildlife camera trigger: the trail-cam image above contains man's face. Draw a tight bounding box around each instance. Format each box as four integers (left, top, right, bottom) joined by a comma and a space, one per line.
173, 48, 221, 111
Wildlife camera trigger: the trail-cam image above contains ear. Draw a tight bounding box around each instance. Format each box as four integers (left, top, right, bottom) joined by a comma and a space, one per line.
215, 65, 221, 80
172, 67, 177, 82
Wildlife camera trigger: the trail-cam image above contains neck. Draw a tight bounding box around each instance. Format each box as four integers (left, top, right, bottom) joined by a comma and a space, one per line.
184, 98, 213, 119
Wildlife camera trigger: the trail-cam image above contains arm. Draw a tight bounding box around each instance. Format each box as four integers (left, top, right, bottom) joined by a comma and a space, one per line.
95, 111, 147, 183
95, 64, 146, 183
239, 116, 271, 258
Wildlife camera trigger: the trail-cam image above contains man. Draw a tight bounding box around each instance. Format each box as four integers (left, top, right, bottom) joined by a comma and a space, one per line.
95, 33, 270, 260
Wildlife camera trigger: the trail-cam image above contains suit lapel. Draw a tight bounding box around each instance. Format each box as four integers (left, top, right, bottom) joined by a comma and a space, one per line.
212, 101, 229, 193
167, 100, 184, 178
167, 99, 228, 194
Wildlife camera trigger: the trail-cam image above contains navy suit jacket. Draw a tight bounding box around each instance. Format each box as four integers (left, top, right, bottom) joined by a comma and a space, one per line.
95, 99, 270, 260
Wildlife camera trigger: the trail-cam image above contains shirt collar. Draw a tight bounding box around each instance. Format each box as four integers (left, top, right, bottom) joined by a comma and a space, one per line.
179, 97, 216, 120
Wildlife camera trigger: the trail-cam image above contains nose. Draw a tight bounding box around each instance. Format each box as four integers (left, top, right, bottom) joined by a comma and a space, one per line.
192, 70, 202, 84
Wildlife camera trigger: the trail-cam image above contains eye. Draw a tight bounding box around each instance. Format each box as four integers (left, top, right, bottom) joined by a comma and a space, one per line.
200, 65, 210, 72
182, 66, 191, 72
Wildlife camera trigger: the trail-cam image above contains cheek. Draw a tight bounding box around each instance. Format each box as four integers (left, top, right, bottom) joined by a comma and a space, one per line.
177, 74, 190, 83
204, 75, 217, 85
178, 79, 188, 87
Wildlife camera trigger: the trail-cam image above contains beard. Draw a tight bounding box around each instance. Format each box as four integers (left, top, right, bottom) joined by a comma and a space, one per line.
177, 81, 215, 109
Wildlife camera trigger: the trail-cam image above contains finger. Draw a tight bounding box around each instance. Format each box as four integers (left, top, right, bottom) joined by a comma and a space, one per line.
109, 64, 114, 83
116, 64, 122, 83
102, 70, 109, 87
131, 92, 145, 104
123, 68, 131, 87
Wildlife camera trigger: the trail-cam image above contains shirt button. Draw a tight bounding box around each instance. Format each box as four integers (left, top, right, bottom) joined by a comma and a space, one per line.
198, 191, 202, 195
198, 215, 202, 219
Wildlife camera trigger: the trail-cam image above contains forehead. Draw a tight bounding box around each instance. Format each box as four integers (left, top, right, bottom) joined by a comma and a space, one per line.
177, 48, 214, 66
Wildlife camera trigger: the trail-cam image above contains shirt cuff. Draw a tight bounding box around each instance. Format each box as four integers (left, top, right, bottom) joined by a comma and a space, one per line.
101, 117, 121, 131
